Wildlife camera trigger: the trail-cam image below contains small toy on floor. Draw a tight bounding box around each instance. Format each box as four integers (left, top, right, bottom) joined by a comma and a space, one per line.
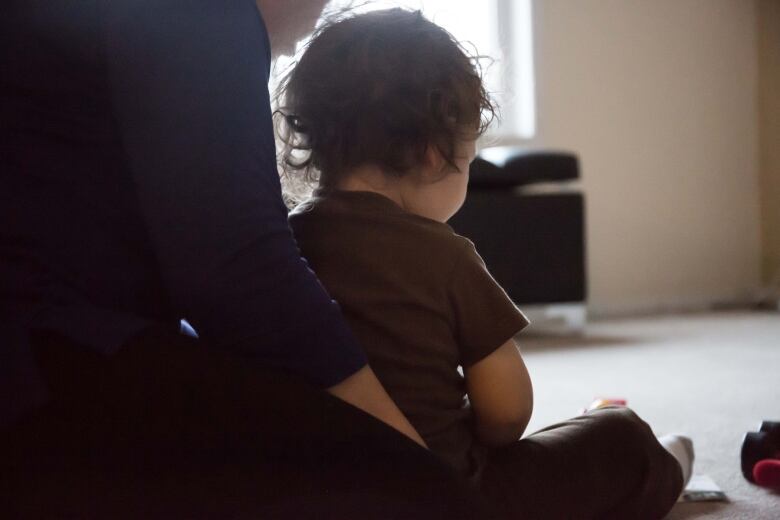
582, 397, 627, 414
741, 420, 780, 490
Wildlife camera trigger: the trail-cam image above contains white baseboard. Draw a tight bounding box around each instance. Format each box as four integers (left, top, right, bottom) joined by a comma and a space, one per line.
519, 303, 587, 333
586, 293, 758, 321
516, 290, 775, 329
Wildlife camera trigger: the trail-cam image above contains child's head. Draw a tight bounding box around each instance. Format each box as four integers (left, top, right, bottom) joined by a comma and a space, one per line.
277, 8, 495, 216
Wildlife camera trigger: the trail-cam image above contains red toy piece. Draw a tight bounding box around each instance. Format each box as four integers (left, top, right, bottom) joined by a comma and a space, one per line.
753, 459, 780, 490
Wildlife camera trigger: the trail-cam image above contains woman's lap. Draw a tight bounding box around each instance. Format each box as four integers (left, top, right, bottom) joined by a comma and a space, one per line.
1, 326, 490, 518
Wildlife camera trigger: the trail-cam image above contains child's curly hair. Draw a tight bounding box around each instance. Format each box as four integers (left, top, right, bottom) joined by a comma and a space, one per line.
275, 8, 496, 200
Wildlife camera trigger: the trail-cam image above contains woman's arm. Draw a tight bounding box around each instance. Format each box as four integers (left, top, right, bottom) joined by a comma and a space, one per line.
104, 0, 369, 385
464, 338, 533, 446
104, 1, 426, 447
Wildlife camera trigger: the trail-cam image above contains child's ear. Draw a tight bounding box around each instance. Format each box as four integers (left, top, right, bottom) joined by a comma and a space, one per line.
422, 145, 448, 178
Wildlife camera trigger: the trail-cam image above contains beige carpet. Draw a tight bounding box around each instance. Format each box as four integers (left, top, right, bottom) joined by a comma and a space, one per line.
518, 310, 780, 519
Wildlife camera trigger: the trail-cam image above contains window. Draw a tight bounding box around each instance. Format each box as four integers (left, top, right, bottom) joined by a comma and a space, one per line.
272, 0, 536, 139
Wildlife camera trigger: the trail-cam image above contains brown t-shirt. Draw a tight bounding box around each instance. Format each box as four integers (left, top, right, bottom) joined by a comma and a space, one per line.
288, 190, 529, 476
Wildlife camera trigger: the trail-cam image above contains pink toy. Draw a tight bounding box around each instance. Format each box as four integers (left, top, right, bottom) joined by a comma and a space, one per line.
583, 397, 628, 414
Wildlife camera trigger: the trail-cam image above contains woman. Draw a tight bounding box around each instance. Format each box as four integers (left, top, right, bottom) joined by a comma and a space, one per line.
0, 1, 488, 516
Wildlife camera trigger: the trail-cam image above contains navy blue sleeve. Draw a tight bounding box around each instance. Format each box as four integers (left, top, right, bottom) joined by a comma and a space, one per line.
103, 0, 367, 386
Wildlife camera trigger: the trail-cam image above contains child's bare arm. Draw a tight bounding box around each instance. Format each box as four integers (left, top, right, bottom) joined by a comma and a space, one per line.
464, 339, 533, 447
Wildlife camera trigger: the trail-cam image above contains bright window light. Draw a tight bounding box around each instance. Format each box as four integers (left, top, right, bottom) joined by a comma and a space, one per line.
507, 0, 536, 139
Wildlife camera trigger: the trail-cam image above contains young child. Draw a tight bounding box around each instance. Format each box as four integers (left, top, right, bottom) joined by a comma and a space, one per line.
281, 9, 690, 518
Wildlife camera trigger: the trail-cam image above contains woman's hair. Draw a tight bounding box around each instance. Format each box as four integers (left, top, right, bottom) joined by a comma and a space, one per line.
275, 8, 496, 198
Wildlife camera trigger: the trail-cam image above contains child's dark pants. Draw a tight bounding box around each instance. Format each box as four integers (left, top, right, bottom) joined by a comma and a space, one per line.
480, 407, 683, 519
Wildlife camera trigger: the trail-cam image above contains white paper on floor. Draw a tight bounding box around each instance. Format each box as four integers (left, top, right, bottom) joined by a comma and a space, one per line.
678, 474, 728, 502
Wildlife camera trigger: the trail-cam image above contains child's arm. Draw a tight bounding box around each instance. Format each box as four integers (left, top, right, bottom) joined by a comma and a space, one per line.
464, 338, 533, 447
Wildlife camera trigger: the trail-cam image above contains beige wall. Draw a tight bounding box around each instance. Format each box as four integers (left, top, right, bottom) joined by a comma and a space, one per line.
758, 0, 780, 288
514, 0, 762, 317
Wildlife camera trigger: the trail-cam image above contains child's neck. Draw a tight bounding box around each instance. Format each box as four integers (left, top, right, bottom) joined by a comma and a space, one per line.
334, 163, 459, 224
337, 165, 408, 211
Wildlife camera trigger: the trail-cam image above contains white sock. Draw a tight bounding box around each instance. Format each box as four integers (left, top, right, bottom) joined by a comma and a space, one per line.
657, 434, 694, 488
